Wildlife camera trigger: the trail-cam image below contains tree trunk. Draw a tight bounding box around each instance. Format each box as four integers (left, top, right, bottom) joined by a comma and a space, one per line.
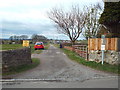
71, 40, 75, 45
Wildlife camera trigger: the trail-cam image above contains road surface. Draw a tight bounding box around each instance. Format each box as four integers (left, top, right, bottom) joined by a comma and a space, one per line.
2, 44, 118, 88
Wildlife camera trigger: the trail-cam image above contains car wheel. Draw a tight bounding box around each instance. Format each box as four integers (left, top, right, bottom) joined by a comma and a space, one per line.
35, 48, 37, 50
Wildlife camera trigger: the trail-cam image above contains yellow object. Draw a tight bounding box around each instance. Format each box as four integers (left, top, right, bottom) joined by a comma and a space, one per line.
23, 40, 29, 47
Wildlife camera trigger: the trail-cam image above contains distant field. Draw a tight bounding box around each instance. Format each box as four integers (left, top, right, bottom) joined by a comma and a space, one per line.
0, 43, 49, 54
0, 44, 23, 50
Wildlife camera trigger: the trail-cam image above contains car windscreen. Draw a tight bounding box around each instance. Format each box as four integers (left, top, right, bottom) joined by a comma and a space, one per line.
35, 43, 43, 45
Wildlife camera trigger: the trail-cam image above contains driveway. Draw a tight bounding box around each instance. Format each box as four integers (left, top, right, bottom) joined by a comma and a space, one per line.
2, 44, 118, 88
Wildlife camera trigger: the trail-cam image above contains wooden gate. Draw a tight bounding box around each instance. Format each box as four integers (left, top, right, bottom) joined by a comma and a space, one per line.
72, 45, 88, 60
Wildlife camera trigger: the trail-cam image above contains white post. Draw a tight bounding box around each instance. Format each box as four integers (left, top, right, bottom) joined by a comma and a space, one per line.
102, 50, 104, 65
101, 35, 106, 65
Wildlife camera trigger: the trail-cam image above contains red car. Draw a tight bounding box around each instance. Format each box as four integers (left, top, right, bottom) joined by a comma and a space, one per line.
34, 42, 44, 50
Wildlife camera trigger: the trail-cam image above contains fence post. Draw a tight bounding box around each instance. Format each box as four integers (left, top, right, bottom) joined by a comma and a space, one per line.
115, 38, 118, 51
86, 46, 89, 61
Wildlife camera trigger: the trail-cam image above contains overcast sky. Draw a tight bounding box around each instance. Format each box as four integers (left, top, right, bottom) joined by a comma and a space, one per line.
0, 0, 104, 40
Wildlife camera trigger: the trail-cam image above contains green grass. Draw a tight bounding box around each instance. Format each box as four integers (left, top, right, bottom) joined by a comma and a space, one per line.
62, 48, 119, 74
0, 44, 40, 54
44, 43, 50, 50
0, 44, 23, 50
54, 44, 60, 48
30, 44, 36, 53
78, 40, 88, 44
1, 43, 50, 54
2, 58, 40, 76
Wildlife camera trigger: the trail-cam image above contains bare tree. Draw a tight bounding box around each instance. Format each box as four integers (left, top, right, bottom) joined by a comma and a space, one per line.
48, 6, 87, 44
83, 3, 102, 40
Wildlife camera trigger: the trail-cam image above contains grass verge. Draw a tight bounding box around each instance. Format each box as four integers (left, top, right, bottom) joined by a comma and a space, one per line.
62, 48, 120, 74
2, 58, 40, 76
54, 44, 59, 47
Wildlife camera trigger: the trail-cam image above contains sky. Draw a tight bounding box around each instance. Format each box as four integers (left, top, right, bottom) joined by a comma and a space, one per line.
0, 0, 104, 40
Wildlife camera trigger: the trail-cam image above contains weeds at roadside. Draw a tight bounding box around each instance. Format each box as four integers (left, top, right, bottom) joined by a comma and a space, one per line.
2, 58, 40, 76
62, 48, 119, 74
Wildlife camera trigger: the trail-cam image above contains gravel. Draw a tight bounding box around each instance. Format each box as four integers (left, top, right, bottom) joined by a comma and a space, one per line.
2, 44, 118, 82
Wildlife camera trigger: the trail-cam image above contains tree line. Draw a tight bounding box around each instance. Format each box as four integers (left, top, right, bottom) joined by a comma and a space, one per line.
99, 2, 120, 38
8, 34, 47, 44
9, 35, 28, 41
9, 34, 47, 40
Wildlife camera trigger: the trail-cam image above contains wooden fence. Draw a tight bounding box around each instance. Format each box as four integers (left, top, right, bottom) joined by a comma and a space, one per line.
64, 46, 73, 51
73, 45, 88, 60
88, 38, 120, 51
64, 45, 88, 60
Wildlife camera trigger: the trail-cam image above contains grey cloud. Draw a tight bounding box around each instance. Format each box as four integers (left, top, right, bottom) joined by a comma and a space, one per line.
1, 20, 85, 40
1, 20, 59, 39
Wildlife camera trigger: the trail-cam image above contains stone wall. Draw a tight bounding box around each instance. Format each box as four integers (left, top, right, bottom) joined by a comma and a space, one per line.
1, 47, 32, 72
64, 46, 120, 65
89, 50, 120, 65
